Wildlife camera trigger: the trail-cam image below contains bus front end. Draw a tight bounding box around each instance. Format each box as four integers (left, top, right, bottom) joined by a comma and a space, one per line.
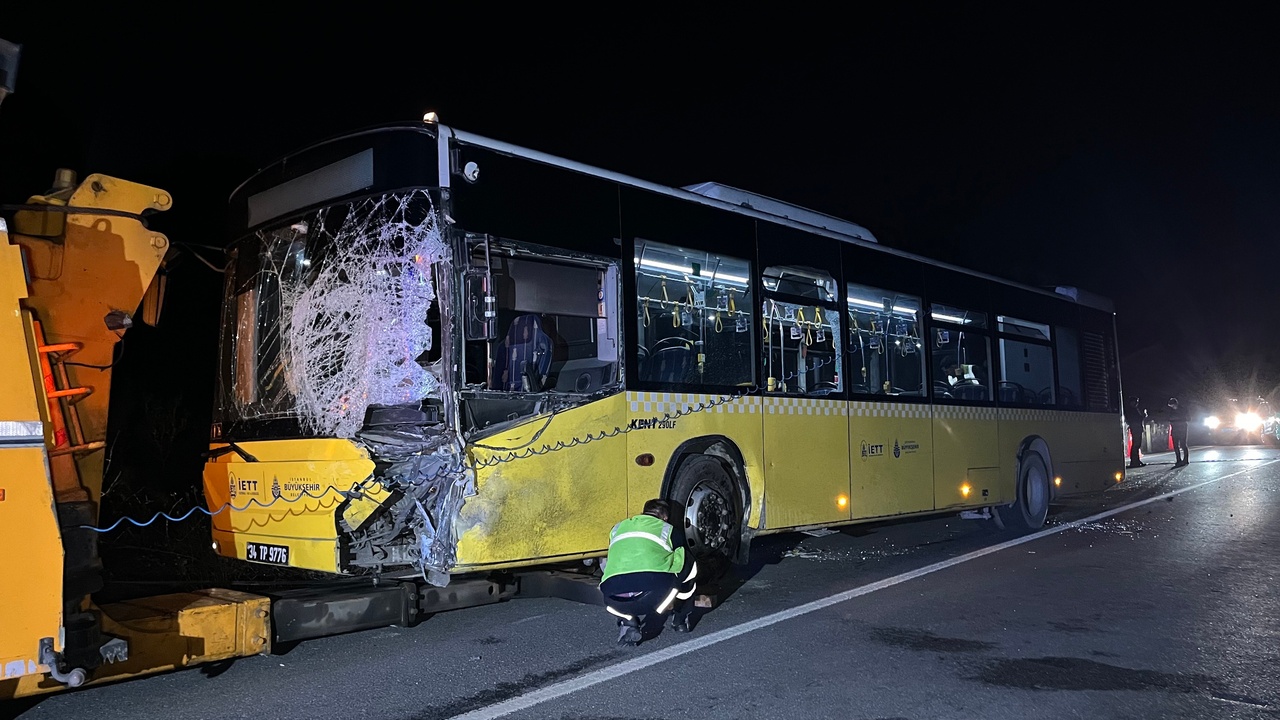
204, 128, 473, 584
204, 122, 637, 585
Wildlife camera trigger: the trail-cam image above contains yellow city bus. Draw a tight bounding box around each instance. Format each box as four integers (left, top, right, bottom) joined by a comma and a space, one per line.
203, 120, 1124, 588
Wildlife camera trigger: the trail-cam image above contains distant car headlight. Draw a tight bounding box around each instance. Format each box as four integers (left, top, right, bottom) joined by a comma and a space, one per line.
1204, 416, 1221, 429
1236, 412, 1263, 431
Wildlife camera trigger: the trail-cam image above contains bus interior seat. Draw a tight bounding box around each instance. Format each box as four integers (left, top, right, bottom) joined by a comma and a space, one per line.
489, 313, 553, 391
642, 312, 695, 382
1057, 386, 1078, 406
952, 383, 988, 401
644, 338, 694, 383
998, 381, 1025, 404
808, 381, 841, 396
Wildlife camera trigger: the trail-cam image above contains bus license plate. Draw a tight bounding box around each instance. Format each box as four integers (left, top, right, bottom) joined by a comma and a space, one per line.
246, 542, 290, 565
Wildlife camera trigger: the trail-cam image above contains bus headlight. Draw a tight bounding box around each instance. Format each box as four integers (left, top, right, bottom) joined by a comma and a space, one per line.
1204, 416, 1221, 429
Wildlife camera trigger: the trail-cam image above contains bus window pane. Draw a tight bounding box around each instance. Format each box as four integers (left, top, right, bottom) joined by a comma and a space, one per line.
931, 303, 987, 329
762, 300, 842, 395
998, 315, 1050, 340
635, 239, 754, 387
473, 255, 619, 394
932, 332, 992, 401
999, 339, 1055, 405
763, 265, 836, 301
1055, 326, 1083, 408
846, 284, 924, 396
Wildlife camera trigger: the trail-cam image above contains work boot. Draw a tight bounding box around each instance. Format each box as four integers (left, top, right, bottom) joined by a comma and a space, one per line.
617, 620, 642, 646
670, 613, 692, 633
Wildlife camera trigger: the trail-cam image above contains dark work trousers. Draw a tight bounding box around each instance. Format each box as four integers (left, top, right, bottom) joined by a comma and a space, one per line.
1171, 423, 1189, 463
1129, 425, 1144, 465
600, 552, 698, 628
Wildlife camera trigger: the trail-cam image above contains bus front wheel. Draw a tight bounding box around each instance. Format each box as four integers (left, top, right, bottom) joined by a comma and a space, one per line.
999, 451, 1050, 531
669, 454, 741, 577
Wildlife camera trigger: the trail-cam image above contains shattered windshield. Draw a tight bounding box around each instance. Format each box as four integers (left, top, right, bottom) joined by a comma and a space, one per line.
216, 190, 448, 438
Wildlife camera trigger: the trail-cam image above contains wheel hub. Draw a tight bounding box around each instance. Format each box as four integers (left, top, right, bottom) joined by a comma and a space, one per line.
684, 483, 732, 556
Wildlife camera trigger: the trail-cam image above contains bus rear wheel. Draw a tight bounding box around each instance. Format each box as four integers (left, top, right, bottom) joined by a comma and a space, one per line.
998, 451, 1050, 531
669, 454, 740, 578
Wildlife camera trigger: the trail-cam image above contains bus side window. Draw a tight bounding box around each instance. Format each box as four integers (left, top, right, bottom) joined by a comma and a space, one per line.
847, 283, 924, 397
761, 299, 842, 396
1055, 326, 1083, 408
634, 239, 754, 388
997, 315, 1055, 406
465, 251, 619, 395
930, 303, 992, 402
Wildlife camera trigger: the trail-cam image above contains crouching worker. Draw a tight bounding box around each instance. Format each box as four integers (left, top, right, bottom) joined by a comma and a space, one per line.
600, 498, 700, 646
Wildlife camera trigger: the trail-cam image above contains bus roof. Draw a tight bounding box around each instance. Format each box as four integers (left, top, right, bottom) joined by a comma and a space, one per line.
681, 182, 879, 243
235, 121, 1116, 314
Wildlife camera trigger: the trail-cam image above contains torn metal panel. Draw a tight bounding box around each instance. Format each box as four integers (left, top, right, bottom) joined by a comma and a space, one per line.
345, 421, 474, 586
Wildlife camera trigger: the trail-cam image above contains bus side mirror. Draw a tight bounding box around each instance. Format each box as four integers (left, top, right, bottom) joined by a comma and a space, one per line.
464, 270, 496, 340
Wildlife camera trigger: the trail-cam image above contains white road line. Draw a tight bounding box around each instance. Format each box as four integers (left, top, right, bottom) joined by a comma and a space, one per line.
448, 458, 1279, 720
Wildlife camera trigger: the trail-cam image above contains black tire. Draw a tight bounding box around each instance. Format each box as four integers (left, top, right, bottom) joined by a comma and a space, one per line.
997, 451, 1050, 531
668, 454, 741, 577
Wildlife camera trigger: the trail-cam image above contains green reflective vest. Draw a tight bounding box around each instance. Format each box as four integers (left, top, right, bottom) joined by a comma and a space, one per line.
600, 513, 685, 582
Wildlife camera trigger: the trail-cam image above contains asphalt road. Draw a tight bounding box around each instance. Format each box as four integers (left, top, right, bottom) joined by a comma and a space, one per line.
8, 445, 1280, 720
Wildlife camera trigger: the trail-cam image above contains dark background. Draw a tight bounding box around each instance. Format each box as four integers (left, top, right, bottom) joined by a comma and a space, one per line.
2, 9, 1278, 538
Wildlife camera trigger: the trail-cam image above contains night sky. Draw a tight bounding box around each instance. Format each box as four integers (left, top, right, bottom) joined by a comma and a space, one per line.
3, 7, 1279, 446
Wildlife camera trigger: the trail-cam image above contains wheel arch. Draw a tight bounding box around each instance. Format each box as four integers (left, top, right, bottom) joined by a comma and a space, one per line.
660, 435, 752, 563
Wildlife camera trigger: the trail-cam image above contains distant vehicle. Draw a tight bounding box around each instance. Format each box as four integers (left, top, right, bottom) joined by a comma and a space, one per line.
1262, 400, 1279, 445
1201, 397, 1271, 445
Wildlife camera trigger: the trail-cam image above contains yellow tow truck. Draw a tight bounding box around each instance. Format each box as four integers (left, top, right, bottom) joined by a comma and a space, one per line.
0, 39, 270, 700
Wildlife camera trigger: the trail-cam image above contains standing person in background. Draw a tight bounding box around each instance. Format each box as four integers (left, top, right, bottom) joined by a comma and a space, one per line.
1126, 396, 1147, 468
1168, 397, 1190, 466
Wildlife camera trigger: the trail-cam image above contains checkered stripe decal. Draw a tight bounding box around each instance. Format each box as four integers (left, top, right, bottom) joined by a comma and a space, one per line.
849, 401, 930, 419
933, 405, 1001, 421
763, 397, 847, 416
997, 407, 1104, 423
937, 406, 1106, 423
625, 392, 1113, 422
627, 392, 757, 415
